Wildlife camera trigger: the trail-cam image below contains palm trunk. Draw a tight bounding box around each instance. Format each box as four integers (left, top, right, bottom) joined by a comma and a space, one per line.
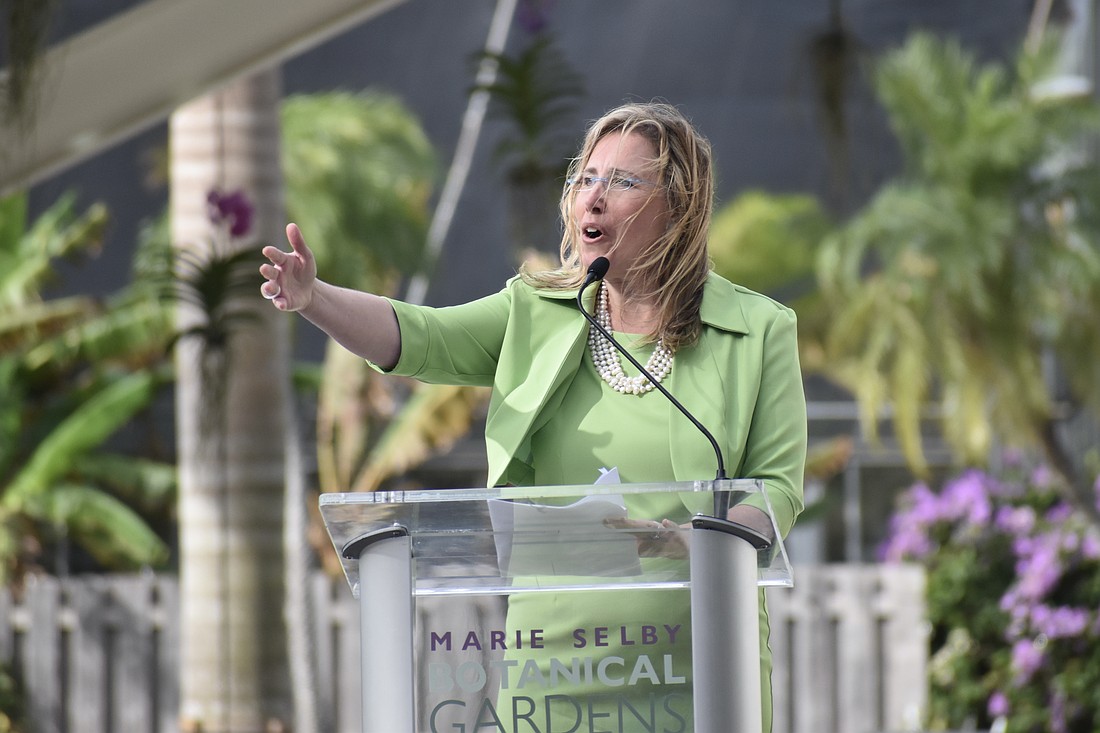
170, 68, 297, 733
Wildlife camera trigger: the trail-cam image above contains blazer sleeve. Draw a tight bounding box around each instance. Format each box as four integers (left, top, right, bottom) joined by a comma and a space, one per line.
740, 306, 807, 538
368, 287, 512, 387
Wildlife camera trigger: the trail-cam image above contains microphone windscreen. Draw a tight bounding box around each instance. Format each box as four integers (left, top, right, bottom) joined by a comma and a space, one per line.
588, 257, 610, 280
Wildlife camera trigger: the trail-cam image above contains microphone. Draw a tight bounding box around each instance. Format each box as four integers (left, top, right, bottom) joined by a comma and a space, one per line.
577, 257, 728, 482
580, 256, 610, 290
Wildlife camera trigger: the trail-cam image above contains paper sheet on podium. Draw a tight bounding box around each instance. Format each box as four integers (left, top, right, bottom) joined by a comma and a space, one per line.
488, 468, 643, 577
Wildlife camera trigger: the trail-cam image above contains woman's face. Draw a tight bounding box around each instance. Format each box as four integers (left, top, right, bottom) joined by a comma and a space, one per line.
573, 131, 671, 282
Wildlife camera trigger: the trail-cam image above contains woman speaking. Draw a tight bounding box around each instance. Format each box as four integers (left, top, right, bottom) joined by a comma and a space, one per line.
261, 101, 807, 732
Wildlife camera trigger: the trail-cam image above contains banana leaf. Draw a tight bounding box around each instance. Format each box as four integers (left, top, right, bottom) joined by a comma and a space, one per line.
351, 383, 488, 493
4, 371, 160, 510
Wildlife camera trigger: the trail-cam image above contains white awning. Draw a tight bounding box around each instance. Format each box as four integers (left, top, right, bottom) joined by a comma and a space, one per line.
0, 0, 405, 196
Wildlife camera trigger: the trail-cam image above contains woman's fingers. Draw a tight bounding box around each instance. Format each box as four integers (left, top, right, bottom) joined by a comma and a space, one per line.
259, 249, 284, 302
260, 224, 309, 268
259, 224, 316, 310
261, 244, 288, 267
286, 222, 312, 259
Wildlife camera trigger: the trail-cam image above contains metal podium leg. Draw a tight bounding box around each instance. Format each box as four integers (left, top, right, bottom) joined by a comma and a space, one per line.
690, 517, 767, 733
346, 527, 414, 733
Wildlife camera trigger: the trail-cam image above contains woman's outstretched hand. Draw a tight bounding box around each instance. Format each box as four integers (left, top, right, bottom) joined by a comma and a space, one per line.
260, 223, 402, 368
260, 223, 317, 311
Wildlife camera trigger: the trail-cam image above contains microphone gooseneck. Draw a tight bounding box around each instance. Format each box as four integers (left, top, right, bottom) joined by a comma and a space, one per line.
577, 258, 728, 481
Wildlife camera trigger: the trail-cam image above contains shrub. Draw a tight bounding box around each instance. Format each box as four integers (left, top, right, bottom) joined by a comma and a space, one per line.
881, 457, 1100, 732
0, 661, 25, 733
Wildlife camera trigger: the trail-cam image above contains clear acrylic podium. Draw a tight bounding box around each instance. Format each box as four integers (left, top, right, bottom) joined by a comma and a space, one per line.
320, 479, 793, 733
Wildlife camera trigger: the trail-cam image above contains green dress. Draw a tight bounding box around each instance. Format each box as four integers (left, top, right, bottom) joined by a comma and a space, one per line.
491, 335, 737, 733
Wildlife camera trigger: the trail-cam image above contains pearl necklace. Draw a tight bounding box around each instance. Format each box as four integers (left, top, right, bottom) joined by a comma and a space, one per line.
587, 283, 674, 395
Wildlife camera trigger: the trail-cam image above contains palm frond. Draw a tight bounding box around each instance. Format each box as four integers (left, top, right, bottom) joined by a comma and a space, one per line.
38, 483, 169, 569
820, 31, 1100, 490
710, 190, 833, 304
281, 91, 437, 285
75, 454, 177, 513
4, 371, 159, 511
351, 383, 488, 493
2, 193, 108, 307
471, 35, 585, 179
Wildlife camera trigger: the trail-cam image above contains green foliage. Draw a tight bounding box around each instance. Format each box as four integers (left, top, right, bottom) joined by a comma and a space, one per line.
710, 191, 830, 295
351, 382, 487, 492
709, 190, 835, 372
170, 247, 263, 350
0, 191, 106, 307
5, 372, 161, 509
817, 32, 1100, 477
472, 35, 585, 184
281, 91, 437, 290
883, 460, 1100, 732
0, 658, 25, 732
0, 192, 175, 585
471, 31, 585, 257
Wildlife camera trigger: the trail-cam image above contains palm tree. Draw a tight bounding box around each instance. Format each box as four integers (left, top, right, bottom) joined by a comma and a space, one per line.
816, 32, 1100, 520
0, 191, 174, 588
169, 69, 294, 733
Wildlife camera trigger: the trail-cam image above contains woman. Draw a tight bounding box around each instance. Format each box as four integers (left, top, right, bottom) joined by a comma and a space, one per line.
261, 101, 806, 732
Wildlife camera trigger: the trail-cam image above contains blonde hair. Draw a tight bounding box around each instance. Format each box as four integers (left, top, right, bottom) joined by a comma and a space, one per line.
520, 101, 714, 350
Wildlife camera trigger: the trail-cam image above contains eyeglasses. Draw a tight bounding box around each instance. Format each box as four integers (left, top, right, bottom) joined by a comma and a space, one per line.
566, 174, 658, 194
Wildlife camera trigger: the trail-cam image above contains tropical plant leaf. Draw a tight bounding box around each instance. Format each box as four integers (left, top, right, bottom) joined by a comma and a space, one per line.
351, 383, 488, 493
0, 295, 95, 357
710, 191, 830, 296
0, 186, 174, 586
5, 371, 159, 510
75, 454, 177, 512
281, 91, 437, 285
0, 360, 21, 479
21, 298, 171, 373
167, 246, 263, 352
471, 35, 585, 182
1, 193, 108, 307
709, 190, 836, 371
0, 193, 27, 251
40, 483, 169, 568
316, 344, 381, 493
818, 31, 1100, 510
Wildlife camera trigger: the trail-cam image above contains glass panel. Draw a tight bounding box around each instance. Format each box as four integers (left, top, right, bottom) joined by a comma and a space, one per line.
320, 479, 792, 598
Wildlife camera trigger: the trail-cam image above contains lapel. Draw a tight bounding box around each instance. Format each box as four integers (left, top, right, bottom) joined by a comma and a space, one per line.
484, 285, 593, 487
668, 273, 751, 480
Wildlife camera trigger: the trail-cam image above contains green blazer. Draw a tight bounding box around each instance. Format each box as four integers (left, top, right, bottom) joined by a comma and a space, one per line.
380, 271, 806, 536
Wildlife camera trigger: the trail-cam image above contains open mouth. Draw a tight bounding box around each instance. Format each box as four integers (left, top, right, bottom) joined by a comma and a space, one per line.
582, 226, 604, 241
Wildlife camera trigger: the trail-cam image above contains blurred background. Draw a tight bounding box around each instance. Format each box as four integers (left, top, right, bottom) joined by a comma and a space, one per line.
1, 1, 1099, 732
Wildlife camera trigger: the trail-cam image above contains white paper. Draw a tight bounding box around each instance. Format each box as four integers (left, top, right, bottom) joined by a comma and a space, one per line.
488, 468, 642, 577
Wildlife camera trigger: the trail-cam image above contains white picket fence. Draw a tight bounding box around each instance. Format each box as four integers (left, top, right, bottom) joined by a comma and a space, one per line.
0, 565, 926, 733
